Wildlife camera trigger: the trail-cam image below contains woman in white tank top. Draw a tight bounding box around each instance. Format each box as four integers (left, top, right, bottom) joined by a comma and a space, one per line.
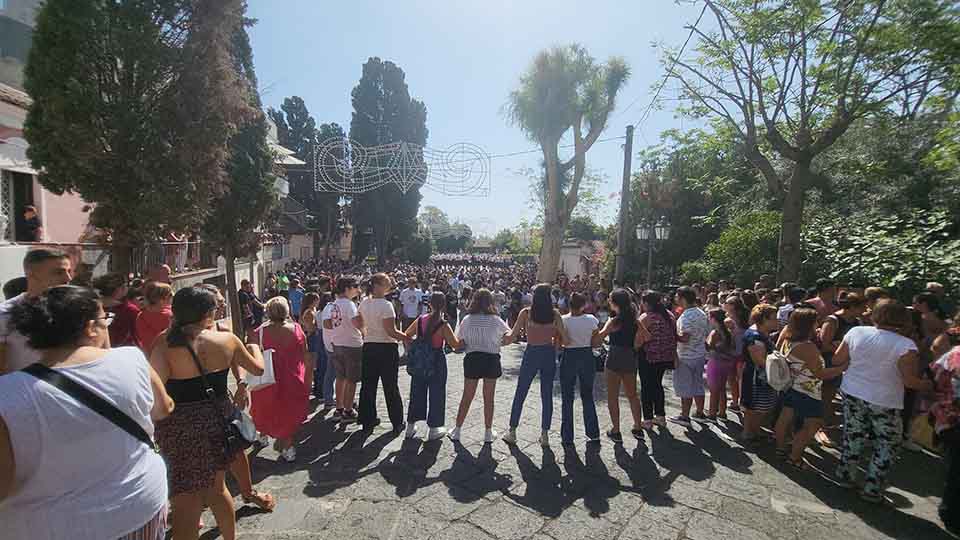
0, 285, 174, 540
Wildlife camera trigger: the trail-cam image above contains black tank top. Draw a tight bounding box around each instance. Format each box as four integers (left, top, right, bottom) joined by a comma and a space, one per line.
834, 314, 859, 341
165, 369, 230, 403
610, 317, 637, 347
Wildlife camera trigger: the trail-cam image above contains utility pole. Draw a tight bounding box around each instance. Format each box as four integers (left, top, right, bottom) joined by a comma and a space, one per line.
614, 125, 635, 285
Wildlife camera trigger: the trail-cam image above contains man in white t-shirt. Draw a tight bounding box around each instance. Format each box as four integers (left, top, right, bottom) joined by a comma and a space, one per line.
1, 249, 73, 374
672, 286, 709, 427
399, 277, 423, 331
357, 274, 409, 433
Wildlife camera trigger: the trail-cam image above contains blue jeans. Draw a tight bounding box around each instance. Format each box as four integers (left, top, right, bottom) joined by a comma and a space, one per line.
509, 344, 557, 430
322, 347, 337, 406
407, 351, 448, 428
560, 348, 600, 443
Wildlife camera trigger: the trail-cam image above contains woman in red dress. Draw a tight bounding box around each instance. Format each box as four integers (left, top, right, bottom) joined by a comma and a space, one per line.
250, 296, 313, 462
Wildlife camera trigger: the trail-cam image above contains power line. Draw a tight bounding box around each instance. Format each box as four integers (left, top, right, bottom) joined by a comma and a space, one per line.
632, 4, 708, 132
281, 135, 628, 171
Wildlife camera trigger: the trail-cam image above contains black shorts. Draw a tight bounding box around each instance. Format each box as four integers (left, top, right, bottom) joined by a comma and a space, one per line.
463, 352, 502, 380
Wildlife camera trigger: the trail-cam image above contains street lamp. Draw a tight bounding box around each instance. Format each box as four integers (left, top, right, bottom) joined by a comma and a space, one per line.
635, 220, 649, 241
639, 217, 671, 289
655, 218, 671, 241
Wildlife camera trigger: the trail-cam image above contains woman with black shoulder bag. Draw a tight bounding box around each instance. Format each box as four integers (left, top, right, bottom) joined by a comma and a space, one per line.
150, 286, 264, 540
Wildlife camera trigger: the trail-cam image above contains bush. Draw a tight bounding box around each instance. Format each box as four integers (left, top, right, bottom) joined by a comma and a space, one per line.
688, 211, 780, 286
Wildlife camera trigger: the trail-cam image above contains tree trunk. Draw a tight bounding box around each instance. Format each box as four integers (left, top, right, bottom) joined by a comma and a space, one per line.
223, 243, 243, 339
324, 210, 334, 260
537, 143, 564, 283
538, 225, 563, 282
312, 230, 320, 261
110, 243, 133, 278
778, 160, 811, 282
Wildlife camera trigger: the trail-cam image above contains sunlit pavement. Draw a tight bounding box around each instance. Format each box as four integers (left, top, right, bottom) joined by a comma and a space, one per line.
204, 345, 952, 540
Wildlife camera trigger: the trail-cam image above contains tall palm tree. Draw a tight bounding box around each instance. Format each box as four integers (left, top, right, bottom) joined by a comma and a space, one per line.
507, 44, 629, 282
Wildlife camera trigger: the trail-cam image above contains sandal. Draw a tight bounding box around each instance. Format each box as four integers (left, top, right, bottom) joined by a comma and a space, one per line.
242, 490, 277, 512
775, 447, 788, 459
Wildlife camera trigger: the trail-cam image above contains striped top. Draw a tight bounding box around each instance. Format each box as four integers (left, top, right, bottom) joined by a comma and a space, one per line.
456, 314, 511, 355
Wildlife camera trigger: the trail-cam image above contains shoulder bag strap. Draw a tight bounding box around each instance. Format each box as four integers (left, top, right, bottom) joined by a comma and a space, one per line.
22, 363, 155, 450
183, 342, 217, 401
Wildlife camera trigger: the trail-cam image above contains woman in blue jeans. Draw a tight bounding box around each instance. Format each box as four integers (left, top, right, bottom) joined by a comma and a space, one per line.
403, 292, 460, 441
560, 292, 601, 445
503, 283, 568, 447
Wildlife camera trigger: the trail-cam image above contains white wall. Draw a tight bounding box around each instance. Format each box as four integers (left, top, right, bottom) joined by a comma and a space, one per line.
0, 244, 27, 291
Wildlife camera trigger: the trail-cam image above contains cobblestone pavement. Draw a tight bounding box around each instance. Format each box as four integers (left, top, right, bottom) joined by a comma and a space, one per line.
203, 345, 953, 540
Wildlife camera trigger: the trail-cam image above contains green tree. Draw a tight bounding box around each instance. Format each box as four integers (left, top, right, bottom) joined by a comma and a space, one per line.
506, 44, 629, 281
349, 57, 428, 264
665, 0, 957, 280
566, 215, 604, 241
492, 229, 516, 252
681, 210, 781, 286
316, 122, 347, 258
24, 0, 254, 274
202, 8, 279, 337
267, 98, 346, 258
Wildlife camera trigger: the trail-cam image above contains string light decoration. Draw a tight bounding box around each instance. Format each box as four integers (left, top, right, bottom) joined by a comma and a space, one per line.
314, 138, 490, 196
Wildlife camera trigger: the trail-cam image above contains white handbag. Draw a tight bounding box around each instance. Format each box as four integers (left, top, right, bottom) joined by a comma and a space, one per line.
245, 326, 276, 391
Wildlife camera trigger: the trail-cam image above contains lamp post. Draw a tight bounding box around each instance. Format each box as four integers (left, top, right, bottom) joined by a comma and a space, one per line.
637, 217, 671, 289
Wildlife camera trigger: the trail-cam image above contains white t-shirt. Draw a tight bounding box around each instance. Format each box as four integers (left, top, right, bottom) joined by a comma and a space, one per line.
840, 326, 918, 409
0, 293, 42, 372
456, 314, 511, 355
319, 303, 334, 352
359, 297, 398, 344
329, 297, 363, 348
677, 307, 709, 365
0, 347, 167, 539
563, 314, 599, 349
400, 288, 424, 319
777, 304, 795, 327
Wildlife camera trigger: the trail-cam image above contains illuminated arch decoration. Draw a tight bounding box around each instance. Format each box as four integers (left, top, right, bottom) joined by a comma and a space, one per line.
314, 138, 490, 196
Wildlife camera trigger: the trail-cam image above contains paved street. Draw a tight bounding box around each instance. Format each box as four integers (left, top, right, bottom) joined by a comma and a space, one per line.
205, 345, 953, 540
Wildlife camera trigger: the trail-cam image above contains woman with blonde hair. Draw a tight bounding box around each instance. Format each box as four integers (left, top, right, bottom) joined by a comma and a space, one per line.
250, 296, 313, 462
136, 281, 174, 355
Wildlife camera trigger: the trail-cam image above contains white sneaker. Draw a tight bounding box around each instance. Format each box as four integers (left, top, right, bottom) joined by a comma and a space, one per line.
279, 446, 296, 463
405, 423, 419, 439
427, 427, 446, 441
484, 429, 498, 444
902, 440, 923, 452
502, 429, 518, 445
539, 430, 550, 447
448, 426, 462, 441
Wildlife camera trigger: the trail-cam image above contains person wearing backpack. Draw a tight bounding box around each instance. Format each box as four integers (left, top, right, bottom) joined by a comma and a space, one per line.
773, 307, 847, 468
403, 293, 460, 441
740, 304, 780, 448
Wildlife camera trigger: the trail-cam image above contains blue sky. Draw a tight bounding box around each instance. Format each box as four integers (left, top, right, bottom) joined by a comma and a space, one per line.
247, 0, 704, 236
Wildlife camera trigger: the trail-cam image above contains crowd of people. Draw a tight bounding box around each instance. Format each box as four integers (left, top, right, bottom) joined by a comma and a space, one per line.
0, 250, 958, 539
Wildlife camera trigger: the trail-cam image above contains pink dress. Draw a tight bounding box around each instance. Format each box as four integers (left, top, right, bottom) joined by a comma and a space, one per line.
250, 323, 309, 440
